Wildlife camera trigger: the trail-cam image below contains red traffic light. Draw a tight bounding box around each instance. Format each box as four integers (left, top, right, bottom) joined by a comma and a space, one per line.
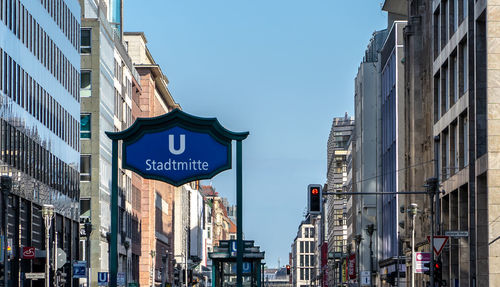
311, 188, 319, 195
435, 263, 441, 269
286, 265, 290, 270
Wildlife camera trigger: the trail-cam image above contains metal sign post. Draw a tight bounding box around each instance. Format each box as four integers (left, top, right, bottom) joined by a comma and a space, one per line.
237, 140, 243, 287
106, 109, 248, 287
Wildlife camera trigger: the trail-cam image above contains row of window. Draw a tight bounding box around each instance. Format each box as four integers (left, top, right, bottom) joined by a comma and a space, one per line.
439, 113, 468, 181
0, 118, 80, 200
299, 268, 314, 281
0, 49, 80, 150
299, 240, 316, 254
300, 227, 315, 238
435, 40, 468, 120
0, 0, 80, 101
299, 254, 315, 267
434, 0, 468, 56
38, 0, 80, 49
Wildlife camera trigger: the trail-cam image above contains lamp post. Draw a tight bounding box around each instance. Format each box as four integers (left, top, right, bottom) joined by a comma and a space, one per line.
354, 235, 362, 287
42, 204, 54, 287
409, 203, 418, 287
151, 250, 156, 287
84, 219, 92, 287
365, 224, 375, 287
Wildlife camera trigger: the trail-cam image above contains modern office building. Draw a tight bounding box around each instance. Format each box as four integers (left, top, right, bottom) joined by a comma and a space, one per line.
353, 28, 387, 286
290, 219, 316, 287
0, 0, 81, 285
379, 18, 407, 284
325, 113, 354, 286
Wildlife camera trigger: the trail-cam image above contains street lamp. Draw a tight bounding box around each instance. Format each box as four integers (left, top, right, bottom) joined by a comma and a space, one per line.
365, 224, 375, 287
354, 235, 362, 287
409, 203, 418, 287
42, 204, 55, 287
151, 250, 156, 287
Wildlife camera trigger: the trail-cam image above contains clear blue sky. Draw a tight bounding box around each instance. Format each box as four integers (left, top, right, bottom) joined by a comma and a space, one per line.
124, 0, 387, 268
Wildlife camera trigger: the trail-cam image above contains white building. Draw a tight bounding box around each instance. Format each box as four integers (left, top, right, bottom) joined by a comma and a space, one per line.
291, 219, 316, 287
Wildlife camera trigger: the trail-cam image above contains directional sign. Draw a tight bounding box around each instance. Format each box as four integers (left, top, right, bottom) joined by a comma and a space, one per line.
98, 272, 109, 286
427, 236, 449, 256
415, 252, 431, 273
107, 109, 248, 187
73, 261, 87, 278
445, 230, 469, 237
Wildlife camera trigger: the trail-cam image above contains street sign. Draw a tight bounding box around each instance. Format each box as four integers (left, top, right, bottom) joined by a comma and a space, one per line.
360, 271, 370, 286
98, 272, 109, 286
25, 273, 45, 279
445, 230, 469, 237
108, 109, 248, 187
117, 272, 126, 286
415, 252, 431, 273
242, 262, 252, 274
22, 247, 35, 259
427, 236, 449, 256
73, 261, 87, 278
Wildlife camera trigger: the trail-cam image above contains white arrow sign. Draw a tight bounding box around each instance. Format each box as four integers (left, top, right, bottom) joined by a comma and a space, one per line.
427, 236, 449, 256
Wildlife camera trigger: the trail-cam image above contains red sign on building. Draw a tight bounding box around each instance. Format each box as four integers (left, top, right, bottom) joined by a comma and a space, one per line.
321, 243, 328, 287
22, 247, 35, 259
348, 254, 356, 279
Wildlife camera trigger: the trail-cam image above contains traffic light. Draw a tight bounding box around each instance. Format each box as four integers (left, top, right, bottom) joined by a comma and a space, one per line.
174, 268, 180, 285
435, 259, 443, 285
308, 184, 322, 214
386, 273, 395, 286
286, 265, 290, 275
423, 262, 431, 276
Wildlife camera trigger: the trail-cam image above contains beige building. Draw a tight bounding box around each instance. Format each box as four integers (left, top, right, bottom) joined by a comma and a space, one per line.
123, 32, 180, 286
79, 0, 141, 285
391, 0, 500, 286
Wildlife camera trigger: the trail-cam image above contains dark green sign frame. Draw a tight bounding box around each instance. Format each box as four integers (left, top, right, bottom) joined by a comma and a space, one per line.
105, 109, 249, 287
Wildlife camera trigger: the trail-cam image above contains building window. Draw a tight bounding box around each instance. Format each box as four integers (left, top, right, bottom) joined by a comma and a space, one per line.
80, 28, 91, 54
80, 155, 91, 181
462, 114, 468, 167
80, 70, 91, 97
80, 198, 90, 218
80, 113, 91, 138
460, 41, 468, 94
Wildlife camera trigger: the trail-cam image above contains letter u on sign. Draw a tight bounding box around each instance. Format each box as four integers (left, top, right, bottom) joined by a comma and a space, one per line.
169, 134, 185, 155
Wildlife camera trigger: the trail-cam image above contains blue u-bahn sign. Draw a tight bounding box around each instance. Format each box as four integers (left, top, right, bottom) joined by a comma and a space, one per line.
106, 109, 248, 186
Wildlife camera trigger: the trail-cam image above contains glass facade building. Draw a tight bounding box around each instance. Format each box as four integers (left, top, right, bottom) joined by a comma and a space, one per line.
0, 0, 80, 285
380, 21, 406, 261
